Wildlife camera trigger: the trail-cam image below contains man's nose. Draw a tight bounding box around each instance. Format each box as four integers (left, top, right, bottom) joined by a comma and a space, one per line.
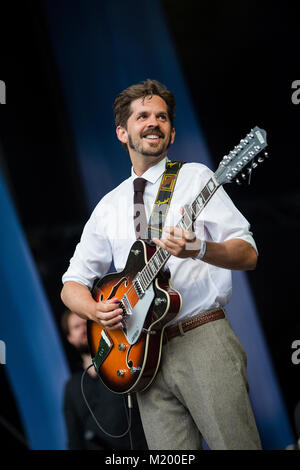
147, 115, 160, 127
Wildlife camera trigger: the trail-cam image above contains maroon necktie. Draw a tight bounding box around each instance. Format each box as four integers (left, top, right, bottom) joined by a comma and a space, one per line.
133, 178, 148, 239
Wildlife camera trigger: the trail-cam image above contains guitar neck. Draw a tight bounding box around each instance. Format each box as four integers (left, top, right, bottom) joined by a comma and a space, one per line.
138, 176, 220, 291
136, 125, 268, 293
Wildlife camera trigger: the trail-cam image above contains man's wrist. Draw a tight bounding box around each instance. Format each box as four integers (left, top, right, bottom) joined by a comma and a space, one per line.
194, 239, 207, 260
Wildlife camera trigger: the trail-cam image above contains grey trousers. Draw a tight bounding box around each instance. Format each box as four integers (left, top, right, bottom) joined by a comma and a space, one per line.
137, 317, 262, 450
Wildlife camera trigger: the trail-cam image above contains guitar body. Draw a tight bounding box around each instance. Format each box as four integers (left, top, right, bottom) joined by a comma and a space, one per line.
87, 240, 182, 394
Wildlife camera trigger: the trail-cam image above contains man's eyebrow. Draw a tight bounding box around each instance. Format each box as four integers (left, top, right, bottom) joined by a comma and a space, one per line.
135, 110, 168, 118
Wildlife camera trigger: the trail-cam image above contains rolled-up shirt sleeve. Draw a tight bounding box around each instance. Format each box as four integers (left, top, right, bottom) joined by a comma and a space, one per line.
62, 205, 113, 290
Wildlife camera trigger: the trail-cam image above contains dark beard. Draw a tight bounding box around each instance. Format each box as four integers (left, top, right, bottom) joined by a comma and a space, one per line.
128, 133, 172, 157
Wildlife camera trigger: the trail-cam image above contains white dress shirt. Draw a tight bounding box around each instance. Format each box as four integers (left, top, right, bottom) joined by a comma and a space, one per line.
62, 157, 257, 325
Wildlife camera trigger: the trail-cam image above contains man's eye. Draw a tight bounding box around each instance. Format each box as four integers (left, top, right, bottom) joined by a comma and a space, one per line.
158, 115, 167, 120
138, 114, 146, 120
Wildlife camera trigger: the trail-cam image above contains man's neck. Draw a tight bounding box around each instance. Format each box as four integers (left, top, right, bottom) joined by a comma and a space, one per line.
130, 153, 166, 176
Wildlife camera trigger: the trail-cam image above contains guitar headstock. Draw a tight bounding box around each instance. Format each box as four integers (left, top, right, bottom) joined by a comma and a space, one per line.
214, 126, 268, 186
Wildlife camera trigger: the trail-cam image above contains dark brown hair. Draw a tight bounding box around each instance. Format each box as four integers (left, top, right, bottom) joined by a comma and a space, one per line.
113, 78, 176, 129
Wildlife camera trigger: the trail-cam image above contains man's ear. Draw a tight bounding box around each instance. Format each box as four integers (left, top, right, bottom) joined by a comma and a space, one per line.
170, 127, 175, 145
116, 125, 128, 144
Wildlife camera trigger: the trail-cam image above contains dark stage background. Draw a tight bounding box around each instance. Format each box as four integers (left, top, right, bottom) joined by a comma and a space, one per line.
0, 0, 299, 450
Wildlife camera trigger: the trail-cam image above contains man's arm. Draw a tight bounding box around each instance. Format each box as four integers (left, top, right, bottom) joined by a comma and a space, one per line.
152, 226, 257, 271
61, 281, 124, 330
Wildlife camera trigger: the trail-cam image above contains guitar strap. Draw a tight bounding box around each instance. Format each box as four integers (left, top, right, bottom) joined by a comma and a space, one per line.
147, 160, 185, 240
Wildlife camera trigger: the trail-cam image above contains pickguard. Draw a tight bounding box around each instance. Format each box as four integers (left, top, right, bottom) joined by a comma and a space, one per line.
123, 282, 155, 344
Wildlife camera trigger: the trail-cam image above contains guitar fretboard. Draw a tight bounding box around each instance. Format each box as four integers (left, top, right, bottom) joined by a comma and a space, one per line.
137, 176, 220, 291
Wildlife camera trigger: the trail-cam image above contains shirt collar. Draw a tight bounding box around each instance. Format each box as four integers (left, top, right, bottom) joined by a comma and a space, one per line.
131, 156, 168, 184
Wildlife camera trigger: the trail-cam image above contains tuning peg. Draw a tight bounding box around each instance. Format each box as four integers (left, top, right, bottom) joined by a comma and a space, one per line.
257, 156, 264, 163
241, 173, 246, 179
264, 152, 269, 158
251, 161, 258, 169
235, 178, 242, 185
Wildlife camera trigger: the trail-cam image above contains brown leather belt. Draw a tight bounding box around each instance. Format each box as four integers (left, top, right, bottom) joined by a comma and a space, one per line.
163, 308, 225, 344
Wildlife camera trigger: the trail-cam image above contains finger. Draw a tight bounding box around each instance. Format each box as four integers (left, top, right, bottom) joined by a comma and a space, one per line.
152, 237, 165, 249
162, 237, 184, 249
103, 318, 123, 329
166, 226, 196, 243
164, 226, 184, 238
101, 301, 122, 312
152, 237, 179, 254
96, 306, 123, 319
105, 297, 120, 305
98, 313, 123, 329
106, 323, 123, 331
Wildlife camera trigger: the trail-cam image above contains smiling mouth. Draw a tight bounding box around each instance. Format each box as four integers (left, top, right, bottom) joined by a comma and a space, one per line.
143, 134, 161, 140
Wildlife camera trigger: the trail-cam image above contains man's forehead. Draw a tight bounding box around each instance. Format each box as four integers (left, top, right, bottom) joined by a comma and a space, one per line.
130, 95, 168, 113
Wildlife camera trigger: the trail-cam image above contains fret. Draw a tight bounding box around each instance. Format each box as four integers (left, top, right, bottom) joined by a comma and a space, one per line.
149, 259, 156, 276
201, 185, 210, 202
152, 257, 158, 271
148, 263, 156, 280
207, 178, 216, 192
156, 250, 163, 265
143, 267, 152, 284
184, 206, 195, 227
191, 199, 198, 217
147, 263, 154, 277
151, 254, 160, 275
178, 219, 186, 230
196, 194, 204, 210
140, 270, 147, 287
182, 214, 189, 229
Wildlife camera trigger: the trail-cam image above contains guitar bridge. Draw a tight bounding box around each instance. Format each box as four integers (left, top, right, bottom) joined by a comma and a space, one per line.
121, 294, 133, 316
133, 275, 145, 299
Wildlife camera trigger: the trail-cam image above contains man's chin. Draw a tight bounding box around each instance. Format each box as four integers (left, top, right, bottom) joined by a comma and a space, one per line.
140, 144, 169, 158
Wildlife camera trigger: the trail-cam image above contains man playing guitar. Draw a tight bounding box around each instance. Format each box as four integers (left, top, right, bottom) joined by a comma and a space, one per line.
61, 79, 262, 450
